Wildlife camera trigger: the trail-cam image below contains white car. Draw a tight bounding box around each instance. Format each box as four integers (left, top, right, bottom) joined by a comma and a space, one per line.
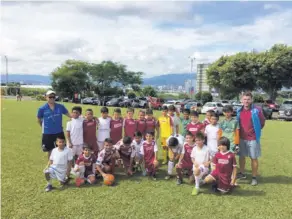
162, 100, 181, 111
220, 100, 231, 106
201, 102, 224, 115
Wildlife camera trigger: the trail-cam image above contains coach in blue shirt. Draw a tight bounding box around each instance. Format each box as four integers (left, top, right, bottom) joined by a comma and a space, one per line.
37, 90, 71, 159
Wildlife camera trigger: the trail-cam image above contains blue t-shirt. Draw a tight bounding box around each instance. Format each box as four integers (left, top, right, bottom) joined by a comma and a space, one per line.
37, 103, 69, 134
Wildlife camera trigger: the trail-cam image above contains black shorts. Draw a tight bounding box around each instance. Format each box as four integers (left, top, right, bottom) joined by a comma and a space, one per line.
41, 132, 65, 152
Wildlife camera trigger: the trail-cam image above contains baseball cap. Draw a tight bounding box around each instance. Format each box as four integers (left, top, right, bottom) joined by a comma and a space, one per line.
46, 90, 56, 96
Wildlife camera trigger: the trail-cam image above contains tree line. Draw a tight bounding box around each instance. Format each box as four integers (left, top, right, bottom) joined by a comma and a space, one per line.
207, 44, 292, 101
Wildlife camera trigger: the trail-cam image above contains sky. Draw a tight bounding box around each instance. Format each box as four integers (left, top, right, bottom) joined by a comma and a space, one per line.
1, 1, 292, 78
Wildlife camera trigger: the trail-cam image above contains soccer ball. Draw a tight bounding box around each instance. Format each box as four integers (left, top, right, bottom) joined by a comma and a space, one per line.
103, 174, 115, 186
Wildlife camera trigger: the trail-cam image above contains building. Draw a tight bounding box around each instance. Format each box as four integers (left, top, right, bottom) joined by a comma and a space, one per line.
184, 79, 196, 94
196, 63, 211, 93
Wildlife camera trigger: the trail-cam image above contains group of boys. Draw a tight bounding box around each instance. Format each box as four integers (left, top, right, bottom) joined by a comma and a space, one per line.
44, 104, 239, 196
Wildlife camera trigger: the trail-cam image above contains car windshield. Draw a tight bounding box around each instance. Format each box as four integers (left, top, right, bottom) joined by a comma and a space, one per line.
205, 103, 215, 107
222, 101, 229, 103
110, 98, 118, 102
283, 101, 292, 105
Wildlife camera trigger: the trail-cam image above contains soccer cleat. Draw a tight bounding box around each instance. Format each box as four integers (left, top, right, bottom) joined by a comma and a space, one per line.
75, 177, 85, 187
165, 175, 171, 180
251, 178, 258, 186
45, 184, 53, 192
152, 175, 157, 181
191, 187, 199, 196
236, 172, 247, 179
176, 178, 183, 185
211, 183, 218, 193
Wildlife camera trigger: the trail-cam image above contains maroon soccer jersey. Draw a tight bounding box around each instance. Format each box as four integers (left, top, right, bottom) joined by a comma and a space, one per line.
83, 119, 98, 153
145, 118, 157, 134
179, 143, 195, 168
141, 141, 157, 165
136, 119, 146, 136
96, 148, 116, 165
115, 141, 135, 168
110, 118, 123, 144
124, 118, 137, 138
186, 122, 205, 137
76, 154, 97, 176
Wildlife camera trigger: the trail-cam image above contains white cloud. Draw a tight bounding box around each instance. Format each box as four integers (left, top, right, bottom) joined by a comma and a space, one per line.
1, 1, 292, 77
263, 3, 281, 10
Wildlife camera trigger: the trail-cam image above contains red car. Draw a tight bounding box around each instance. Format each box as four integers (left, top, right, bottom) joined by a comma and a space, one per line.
264, 100, 279, 112
148, 96, 165, 110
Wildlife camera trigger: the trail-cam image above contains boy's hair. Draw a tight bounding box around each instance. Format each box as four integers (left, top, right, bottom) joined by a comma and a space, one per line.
104, 138, 113, 144
101, 107, 109, 113
168, 105, 176, 111
242, 91, 253, 98
123, 136, 132, 145
83, 144, 91, 150
127, 107, 134, 113
162, 106, 168, 111
183, 109, 190, 114
114, 108, 121, 114
72, 106, 82, 114
218, 137, 230, 150
145, 131, 154, 136
185, 131, 194, 137
223, 105, 234, 113
195, 132, 205, 141
56, 136, 65, 141
86, 108, 93, 113
134, 131, 143, 138
146, 108, 153, 115
209, 111, 218, 119
139, 110, 146, 114
168, 137, 179, 148
190, 110, 199, 117
206, 109, 215, 114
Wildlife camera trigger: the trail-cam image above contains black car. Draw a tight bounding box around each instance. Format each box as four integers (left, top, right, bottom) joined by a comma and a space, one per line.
106, 97, 124, 107
254, 103, 273, 120
119, 99, 134, 108
278, 100, 292, 121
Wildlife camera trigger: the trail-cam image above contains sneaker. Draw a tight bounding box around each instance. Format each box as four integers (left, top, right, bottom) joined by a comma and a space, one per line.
191, 187, 199, 196
165, 175, 171, 180
176, 178, 183, 185
142, 170, 147, 176
237, 172, 247, 179
251, 178, 258, 186
75, 177, 85, 187
45, 184, 53, 192
211, 183, 218, 193
152, 175, 157, 181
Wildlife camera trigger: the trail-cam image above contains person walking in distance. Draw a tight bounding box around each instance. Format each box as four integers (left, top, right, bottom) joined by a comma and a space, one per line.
236, 92, 265, 186
37, 90, 71, 160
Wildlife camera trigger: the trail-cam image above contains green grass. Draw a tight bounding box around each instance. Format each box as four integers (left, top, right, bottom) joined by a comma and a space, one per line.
2, 99, 292, 219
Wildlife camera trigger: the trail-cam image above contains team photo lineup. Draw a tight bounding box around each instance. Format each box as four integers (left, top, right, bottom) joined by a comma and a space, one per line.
39, 90, 265, 195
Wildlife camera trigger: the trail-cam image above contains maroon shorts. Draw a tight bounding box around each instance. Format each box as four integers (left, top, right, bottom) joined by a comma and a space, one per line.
120, 154, 131, 169
210, 170, 232, 192
145, 159, 156, 175
84, 170, 95, 178
177, 160, 193, 170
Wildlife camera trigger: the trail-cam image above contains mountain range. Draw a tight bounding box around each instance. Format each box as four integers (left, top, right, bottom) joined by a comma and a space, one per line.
1, 73, 196, 86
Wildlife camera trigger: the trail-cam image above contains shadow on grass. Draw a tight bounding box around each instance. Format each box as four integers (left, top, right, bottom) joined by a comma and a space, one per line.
259, 175, 292, 184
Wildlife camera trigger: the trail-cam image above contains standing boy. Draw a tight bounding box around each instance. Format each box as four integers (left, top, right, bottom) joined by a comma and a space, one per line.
123, 107, 137, 138
136, 110, 147, 138
168, 105, 180, 136
180, 109, 191, 137
186, 111, 205, 139
145, 109, 159, 139
97, 107, 111, 151
83, 109, 99, 156
110, 108, 123, 145
205, 112, 220, 159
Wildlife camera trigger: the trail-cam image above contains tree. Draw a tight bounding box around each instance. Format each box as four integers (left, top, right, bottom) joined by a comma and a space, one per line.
255, 44, 292, 101
195, 91, 213, 104
178, 93, 189, 99
253, 94, 264, 103
127, 91, 136, 99
141, 86, 157, 97
51, 60, 90, 98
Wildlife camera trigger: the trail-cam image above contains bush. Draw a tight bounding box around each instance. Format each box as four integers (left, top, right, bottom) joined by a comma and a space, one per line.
195, 91, 213, 104
1, 87, 6, 96
127, 92, 136, 99
36, 95, 46, 101
253, 94, 264, 103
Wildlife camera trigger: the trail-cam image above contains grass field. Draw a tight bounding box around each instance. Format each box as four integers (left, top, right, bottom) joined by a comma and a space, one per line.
2, 99, 292, 219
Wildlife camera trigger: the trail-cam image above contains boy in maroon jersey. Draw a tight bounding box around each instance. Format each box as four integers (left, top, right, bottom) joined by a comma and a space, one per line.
115, 136, 136, 176
83, 109, 99, 156
73, 145, 97, 187
203, 110, 214, 126
123, 107, 137, 138
136, 110, 147, 138
203, 137, 237, 194
176, 131, 196, 185
110, 108, 123, 145
140, 131, 159, 180
96, 138, 120, 177
145, 109, 159, 140
186, 111, 205, 140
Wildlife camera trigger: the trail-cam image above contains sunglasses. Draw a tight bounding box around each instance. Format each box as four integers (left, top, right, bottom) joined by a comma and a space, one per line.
48, 96, 56, 99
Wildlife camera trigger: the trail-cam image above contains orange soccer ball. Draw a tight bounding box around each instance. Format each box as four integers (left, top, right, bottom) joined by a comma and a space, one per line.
103, 174, 115, 186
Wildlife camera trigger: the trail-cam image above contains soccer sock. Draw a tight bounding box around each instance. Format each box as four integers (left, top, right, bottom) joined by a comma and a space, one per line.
168, 161, 174, 175
195, 176, 200, 189
47, 179, 52, 186
252, 176, 257, 179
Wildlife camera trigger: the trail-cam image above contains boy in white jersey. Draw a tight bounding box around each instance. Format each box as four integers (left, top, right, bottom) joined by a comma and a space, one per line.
66, 106, 84, 159
191, 132, 211, 196
97, 107, 111, 151
165, 134, 184, 180
204, 112, 219, 162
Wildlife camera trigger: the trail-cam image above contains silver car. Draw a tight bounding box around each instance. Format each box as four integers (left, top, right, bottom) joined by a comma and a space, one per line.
278, 100, 292, 121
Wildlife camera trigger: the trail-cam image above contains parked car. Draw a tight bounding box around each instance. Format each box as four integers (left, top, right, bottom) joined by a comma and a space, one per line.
63, 97, 70, 102
232, 104, 242, 116
264, 100, 279, 112
55, 96, 60, 101
184, 102, 203, 113
100, 96, 115, 106
131, 97, 148, 108
179, 99, 193, 111
220, 100, 231, 106
278, 100, 292, 121
119, 99, 134, 108
82, 97, 94, 104
254, 103, 273, 120
201, 102, 224, 115
162, 100, 182, 111
106, 97, 124, 107
92, 97, 101, 105
148, 96, 165, 110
